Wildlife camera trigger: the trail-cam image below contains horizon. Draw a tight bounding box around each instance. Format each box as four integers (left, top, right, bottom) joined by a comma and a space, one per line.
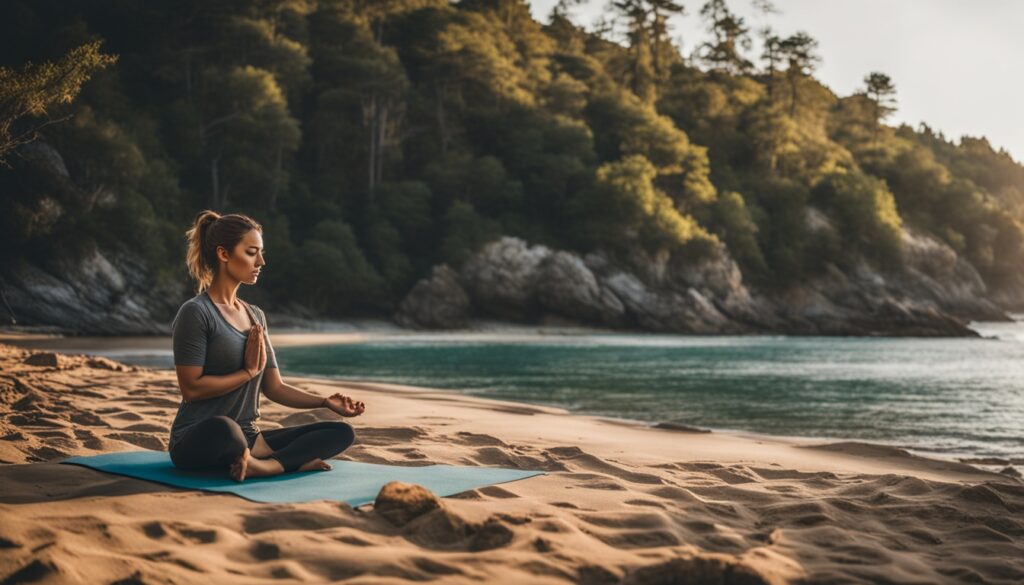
530, 0, 1024, 165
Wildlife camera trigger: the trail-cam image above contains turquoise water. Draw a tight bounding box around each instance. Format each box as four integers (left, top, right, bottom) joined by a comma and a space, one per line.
275, 324, 1024, 460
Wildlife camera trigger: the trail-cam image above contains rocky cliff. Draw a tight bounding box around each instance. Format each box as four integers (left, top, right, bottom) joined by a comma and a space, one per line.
396, 233, 1009, 337
0, 247, 184, 335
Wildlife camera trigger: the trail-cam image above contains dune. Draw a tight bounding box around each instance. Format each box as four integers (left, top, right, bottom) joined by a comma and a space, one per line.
1, 342, 1022, 584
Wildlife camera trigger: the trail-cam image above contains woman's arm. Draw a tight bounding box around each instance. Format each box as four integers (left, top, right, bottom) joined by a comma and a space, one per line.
261, 367, 327, 409
176, 365, 255, 403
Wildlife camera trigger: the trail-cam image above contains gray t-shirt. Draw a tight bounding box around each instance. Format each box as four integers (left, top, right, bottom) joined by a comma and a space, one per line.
167, 292, 278, 451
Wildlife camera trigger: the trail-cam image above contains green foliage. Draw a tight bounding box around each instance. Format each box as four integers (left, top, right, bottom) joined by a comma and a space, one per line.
440, 200, 501, 267
811, 170, 903, 268
292, 220, 387, 313
712, 191, 766, 276
4, 0, 1024, 315
0, 41, 117, 162
576, 154, 715, 255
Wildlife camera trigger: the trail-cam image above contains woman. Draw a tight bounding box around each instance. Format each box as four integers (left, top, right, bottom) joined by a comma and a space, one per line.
168, 210, 365, 482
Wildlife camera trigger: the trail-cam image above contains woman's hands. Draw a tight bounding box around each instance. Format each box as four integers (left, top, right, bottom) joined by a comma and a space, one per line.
324, 393, 366, 417
244, 323, 267, 379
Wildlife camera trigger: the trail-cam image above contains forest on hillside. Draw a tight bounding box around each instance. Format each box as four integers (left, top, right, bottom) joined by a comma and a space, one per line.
3, 0, 1024, 317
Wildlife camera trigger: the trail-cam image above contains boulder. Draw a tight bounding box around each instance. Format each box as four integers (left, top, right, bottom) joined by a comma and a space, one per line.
394, 265, 471, 329
535, 251, 626, 326
374, 481, 441, 527
460, 237, 550, 320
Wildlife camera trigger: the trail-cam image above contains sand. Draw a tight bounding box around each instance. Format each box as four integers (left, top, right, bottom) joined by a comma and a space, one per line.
1, 343, 1022, 584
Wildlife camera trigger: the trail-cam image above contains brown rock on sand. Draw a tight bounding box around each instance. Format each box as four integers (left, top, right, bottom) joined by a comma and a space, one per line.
22, 352, 70, 369
375, 481, 441, 526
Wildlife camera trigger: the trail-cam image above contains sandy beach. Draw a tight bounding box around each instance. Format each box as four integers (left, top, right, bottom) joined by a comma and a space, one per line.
1, 342, 1022, 584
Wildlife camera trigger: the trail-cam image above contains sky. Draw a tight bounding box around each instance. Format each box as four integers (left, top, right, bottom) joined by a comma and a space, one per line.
528, 0, 1024, 164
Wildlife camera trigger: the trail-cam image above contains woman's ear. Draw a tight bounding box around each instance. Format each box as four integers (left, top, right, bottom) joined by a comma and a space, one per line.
215, 245, 230, 264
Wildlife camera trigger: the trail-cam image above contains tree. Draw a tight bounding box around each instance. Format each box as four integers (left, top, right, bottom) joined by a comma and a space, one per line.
759, 27, 782, 99
575, 154, 714, 254
612, 0, 657, 104
698, 0, 753, 74
309, 6, 410, 202
610, 0, 684, 103
777, 32, 819, 116
0, 41, 117, 164
862, 71, 896, 141
199, 65, 301, 211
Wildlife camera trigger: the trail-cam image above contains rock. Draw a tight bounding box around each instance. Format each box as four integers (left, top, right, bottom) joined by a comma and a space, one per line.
394, 265, 471, 329
18, 141, 70, 178
398, 232, 995, 337
460, 237, 550, 320
2, 244, 182, 335
374, 482, 441, 527
86, 357, 130, 371
898, 228, 1007, 321
999, 466, 1022, 479
24, 352, 70, 369
534, 251, 626, 326
667, 243, 745, 301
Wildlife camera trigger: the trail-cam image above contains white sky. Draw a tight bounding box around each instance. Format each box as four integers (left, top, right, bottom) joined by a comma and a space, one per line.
529, 0, 1024, 164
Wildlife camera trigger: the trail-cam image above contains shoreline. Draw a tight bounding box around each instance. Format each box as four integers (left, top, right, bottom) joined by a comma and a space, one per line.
0, 328, 1017, 468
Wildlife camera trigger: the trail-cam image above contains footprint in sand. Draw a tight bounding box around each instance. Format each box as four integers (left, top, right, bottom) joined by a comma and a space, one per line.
122, 423, 169, 433
251, 540, 280, 560
242, 510, 349, 534
355, 427, 426, 446
107, 432, 165, 451
108, 411, 143, 421
69, 411, 110, 427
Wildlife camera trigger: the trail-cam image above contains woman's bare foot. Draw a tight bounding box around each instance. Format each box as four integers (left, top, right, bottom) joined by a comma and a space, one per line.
245, 456, 285, 478
229, 448, 250, 482
298, 458, 332, 472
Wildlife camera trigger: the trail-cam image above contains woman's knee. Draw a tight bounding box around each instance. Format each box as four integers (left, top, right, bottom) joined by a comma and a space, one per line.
326, 421, 355, 449
203, 416, 248, 449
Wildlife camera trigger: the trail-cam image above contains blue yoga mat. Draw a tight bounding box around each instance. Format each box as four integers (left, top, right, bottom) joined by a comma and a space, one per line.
61, 450, 544, 505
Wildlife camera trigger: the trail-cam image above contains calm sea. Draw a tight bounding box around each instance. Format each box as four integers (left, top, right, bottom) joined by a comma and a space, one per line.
272, 322, 1024, 461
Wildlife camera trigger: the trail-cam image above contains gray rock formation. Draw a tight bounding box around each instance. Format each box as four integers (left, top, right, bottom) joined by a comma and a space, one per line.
396, 233, 1004, 336
1, 246, 184, 335
534, 251, 626, 327
394, 265, 471, 329
459, 237, 550, 320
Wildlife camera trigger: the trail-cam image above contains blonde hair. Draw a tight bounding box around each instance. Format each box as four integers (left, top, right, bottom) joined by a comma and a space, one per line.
184, 210, 262, 293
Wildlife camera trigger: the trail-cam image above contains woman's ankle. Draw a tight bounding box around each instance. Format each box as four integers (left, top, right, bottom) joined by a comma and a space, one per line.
247, 456, 285, 476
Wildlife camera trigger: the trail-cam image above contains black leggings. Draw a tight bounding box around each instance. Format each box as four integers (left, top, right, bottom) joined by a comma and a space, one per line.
170, 416, 356, 473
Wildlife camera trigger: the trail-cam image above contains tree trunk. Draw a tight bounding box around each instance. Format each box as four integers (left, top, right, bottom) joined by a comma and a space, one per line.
270, 141, 283, 210
211, 155, 221, 209
436, 82, 449, 156
366, 93, 377, 198
788, 74, 798, 117
376, 103, 388, 189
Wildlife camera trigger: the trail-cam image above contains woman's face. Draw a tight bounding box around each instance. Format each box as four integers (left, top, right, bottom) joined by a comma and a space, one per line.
217, 229, 265, 285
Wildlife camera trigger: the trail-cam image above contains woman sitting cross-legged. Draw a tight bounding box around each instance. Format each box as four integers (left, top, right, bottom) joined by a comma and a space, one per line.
168, 210, 365, 482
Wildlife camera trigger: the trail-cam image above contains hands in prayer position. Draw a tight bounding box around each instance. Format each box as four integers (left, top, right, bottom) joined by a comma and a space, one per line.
244, 323, 267, 379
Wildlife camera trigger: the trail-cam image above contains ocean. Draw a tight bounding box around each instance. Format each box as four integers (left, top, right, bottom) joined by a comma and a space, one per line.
272, 322, 1024, 461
